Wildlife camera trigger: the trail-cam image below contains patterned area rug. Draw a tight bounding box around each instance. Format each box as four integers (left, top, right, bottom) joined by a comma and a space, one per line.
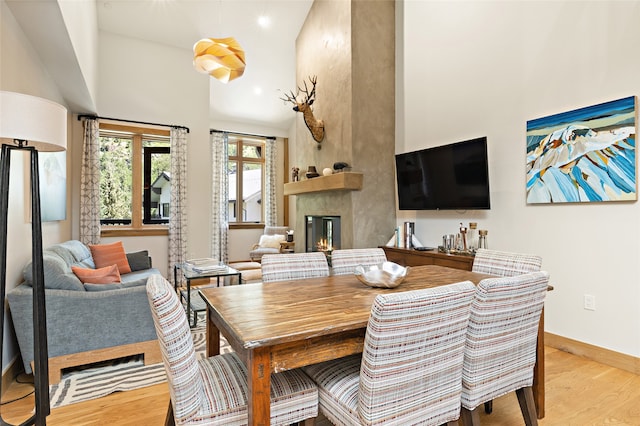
49, 313, 231, 408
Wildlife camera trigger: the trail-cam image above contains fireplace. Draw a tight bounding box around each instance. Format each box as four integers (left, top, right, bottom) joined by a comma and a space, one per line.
305, 215, 341, 252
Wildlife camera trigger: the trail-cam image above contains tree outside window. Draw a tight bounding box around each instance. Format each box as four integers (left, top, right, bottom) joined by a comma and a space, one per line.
99, 123, 170, 230
228, 135, 265, 224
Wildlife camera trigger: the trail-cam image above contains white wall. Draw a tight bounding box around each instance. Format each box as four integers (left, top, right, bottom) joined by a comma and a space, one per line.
94, 32, 211, 271
398, 0, 640, 357
89, 32, 290, 267
58, 0, 99, 106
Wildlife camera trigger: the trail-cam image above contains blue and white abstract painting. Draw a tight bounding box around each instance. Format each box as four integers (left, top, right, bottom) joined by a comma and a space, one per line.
526, 96, 636, 204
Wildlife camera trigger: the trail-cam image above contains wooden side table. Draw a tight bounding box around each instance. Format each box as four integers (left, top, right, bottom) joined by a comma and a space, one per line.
279, 241, 295, 253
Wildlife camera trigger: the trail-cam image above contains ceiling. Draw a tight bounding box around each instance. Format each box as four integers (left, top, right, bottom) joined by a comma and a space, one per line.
7, 0, 312, 131
97, 0, 313, 131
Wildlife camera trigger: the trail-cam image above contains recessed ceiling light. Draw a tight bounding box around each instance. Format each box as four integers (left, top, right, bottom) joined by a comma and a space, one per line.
254, 87, 263, 95
257, 15, 271, 29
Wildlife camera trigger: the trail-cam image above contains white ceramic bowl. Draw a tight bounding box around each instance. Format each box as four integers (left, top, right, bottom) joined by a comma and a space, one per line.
354, 261, 410, 289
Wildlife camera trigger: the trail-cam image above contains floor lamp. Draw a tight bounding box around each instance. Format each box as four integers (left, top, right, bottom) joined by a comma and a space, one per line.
0, 91, 67, 426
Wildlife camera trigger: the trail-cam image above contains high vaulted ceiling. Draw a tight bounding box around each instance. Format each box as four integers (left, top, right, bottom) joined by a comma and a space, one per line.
97, 0, 313, 131
7, 0, 313, 131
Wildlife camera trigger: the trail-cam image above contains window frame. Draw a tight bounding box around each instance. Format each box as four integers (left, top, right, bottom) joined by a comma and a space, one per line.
228, 135, 266, 226
98, 123, 170, 237
143, 146, 171, 225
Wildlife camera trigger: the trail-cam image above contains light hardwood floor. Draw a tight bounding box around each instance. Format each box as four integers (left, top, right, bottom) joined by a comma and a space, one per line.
1, 347, 639, 425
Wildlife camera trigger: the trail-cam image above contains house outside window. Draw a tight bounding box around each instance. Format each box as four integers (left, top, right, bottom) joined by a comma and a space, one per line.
228, 135, 265, 224
98, 123, 170, 231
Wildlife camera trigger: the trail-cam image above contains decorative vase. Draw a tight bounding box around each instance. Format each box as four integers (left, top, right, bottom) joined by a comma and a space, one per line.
305, 166, 319, 179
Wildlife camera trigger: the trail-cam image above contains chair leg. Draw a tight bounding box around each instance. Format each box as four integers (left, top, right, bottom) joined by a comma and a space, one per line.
484, 400, 493, 414
516, 386, 538, 426
460, 406, 481, 426
165, 400, 176, 426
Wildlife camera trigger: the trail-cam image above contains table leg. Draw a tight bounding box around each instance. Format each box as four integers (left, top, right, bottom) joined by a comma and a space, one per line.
533, 307, 545, 419
173, 265, 178, 292
206, 308, 220, 357
247, 347, 271, 426
186, 278, 196, 327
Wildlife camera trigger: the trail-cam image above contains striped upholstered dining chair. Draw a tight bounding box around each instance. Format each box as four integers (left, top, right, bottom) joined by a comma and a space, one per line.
471, 248, 543, 415
261, 252, 330, 283
472, 248, 542, 277
145, 274, 318, 425
304, 281, 476, 426
460, 271, 550, 426
330, 248, 387, 276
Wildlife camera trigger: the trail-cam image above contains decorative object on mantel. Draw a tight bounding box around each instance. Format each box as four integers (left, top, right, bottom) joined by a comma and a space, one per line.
193, 37, 246, 83
291, 167, 299, 182
281, 75, 325, 147
333, 161, 351, 172
322, 167, 333, 176
355, 261, 410, 289
305, 165, 319, 179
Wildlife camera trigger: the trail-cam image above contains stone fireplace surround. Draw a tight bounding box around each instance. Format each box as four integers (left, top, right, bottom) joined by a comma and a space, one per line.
292, 0, 396, 251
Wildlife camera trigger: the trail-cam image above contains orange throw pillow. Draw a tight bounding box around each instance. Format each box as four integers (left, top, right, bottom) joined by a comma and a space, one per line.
72, 264, 121, 284
89, 241, 132, 274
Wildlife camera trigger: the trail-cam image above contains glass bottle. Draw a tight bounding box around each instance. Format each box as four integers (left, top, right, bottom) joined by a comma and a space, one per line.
458, 223, 467, 252
467, 222, 478, 252
478, 229, 488, 249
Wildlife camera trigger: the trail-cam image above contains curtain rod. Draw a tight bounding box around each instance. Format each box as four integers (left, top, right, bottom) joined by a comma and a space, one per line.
77, 114, 190, 133
211, 129, 275, 140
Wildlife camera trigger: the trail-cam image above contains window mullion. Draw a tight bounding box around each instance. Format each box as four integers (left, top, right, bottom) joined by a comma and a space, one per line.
131, 135, 143, 228
237, 142, 244, 223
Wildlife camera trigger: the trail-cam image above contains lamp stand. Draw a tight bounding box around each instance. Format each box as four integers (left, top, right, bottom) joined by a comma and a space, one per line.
0, 142, 50, 425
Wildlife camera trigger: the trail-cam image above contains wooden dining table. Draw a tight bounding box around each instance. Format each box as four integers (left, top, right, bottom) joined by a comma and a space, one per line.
199, 264, 548, 425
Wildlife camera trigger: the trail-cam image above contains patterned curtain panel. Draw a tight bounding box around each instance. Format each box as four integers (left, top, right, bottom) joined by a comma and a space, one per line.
168, 127, 188, 283
264, 137, 277, 227
211, 131, 229, 263
79, 118, 101, 245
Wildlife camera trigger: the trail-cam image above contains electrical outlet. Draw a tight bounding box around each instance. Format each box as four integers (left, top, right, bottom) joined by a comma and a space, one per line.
584, 294, 596, 311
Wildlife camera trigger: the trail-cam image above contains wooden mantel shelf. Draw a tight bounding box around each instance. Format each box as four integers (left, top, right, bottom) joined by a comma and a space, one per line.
284, 172, 363, 196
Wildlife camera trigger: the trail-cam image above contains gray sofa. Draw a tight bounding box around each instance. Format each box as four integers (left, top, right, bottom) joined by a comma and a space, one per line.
8, 240, 162, 383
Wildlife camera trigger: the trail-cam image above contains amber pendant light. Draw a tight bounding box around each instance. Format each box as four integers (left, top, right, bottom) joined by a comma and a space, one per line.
193, 37, 246, 83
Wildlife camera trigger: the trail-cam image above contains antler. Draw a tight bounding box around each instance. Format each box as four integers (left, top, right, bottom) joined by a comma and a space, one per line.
280, 75, 318, 108
280, 90, 299, 107
299, 75, 317, 105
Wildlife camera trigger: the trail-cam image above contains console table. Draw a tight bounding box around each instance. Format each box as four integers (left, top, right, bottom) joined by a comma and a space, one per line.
380, 246, 474, 271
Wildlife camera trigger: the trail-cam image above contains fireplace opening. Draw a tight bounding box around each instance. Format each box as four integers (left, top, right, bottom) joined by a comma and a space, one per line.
305, 215, 341, 252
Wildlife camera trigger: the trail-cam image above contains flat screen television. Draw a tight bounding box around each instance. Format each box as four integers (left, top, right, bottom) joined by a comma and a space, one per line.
395, 137, 491, 210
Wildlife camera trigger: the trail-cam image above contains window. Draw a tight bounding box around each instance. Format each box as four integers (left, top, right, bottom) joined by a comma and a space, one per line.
143, 146, 171, 224
228, 135, 265, 224
98, 123, 170, 232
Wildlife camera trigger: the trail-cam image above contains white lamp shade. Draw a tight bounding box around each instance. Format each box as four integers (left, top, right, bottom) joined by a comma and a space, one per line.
0, 91, 67, 152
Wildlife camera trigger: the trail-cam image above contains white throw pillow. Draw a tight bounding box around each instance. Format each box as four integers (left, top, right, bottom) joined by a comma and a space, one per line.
258, 234, 286, 249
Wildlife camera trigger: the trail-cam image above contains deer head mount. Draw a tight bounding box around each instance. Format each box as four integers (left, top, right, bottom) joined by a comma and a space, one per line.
281, 75, 325, 148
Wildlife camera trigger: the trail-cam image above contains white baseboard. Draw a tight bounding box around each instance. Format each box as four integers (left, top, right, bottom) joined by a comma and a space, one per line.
545, 332, 640, 375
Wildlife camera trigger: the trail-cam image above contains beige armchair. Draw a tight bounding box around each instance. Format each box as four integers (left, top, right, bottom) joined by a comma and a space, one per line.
249, 226, 290, 262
